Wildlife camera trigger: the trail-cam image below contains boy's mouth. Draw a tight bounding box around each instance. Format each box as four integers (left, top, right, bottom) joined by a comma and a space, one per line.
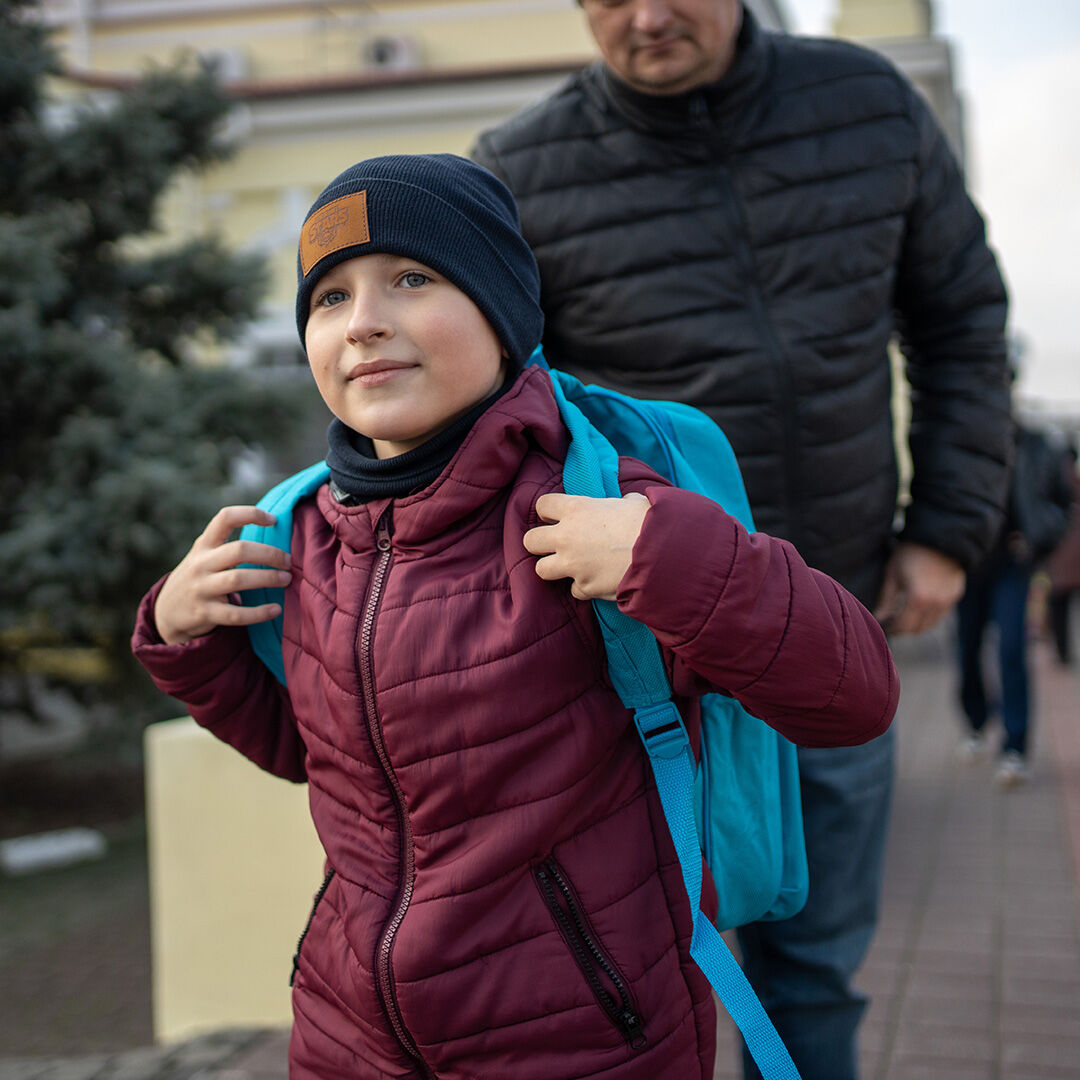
347, 359, 417, 382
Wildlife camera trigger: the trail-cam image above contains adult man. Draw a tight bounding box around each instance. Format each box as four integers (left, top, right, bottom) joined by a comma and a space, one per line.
473, 2, 1010, 1077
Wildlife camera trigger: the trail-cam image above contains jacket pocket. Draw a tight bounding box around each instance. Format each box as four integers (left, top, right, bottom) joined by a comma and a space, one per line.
533, 857, 647, 1050
290, 867, 336, 987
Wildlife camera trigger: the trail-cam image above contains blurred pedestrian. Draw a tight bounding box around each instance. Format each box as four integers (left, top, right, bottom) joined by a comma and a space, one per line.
956, 424, 1073, 786
1045, 442, 1080, 664
473, 1, 1011, 1076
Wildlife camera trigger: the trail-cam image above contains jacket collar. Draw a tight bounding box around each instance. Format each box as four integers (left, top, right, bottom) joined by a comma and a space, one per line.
318, 365, 569, 550
591, 6, 772, 142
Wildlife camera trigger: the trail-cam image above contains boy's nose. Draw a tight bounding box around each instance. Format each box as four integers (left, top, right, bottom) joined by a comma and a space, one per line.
345, 294, 393, 344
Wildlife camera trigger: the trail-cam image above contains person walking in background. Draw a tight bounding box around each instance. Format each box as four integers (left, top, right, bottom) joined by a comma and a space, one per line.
472, 2, 1011, 1076
956, 424, 1073, 785
1045, 441, 1080, 664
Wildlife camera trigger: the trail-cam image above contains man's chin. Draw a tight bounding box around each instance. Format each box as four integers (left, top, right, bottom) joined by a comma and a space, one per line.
626, 64, 704, 96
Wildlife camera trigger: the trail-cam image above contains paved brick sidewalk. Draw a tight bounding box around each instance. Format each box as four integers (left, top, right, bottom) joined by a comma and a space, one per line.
4, 630, 1078, 1079
714, 632, 1080, 1080
0, 1031, 271, 1080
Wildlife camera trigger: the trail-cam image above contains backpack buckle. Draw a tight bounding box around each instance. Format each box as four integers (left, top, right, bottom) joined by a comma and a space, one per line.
634, 702, 690, 761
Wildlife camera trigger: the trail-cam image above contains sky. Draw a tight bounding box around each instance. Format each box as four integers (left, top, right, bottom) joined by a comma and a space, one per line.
782, 0, 1080, 418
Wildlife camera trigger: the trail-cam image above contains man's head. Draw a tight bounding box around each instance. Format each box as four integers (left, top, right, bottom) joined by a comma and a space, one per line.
580, 0, 742, 96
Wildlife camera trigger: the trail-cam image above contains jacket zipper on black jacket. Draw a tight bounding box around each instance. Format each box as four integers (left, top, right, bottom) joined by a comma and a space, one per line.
533, 858, 647, 1050
714, 163, 803, 553
689, 92, 803, 552
359, 511, 432, 1077
290, 868, 336, 987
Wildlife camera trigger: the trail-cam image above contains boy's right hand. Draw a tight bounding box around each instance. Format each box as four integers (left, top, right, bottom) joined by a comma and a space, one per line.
153, 506, 293, 646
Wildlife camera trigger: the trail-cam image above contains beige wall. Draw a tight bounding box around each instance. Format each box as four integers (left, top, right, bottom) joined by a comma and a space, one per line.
832, 0, 932, 40
145, 718, 324, 1040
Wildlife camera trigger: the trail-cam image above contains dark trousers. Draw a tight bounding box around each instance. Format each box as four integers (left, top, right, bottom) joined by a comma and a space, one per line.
955, 559, 1032, 755
1048, 589, 1074, 664
737, 728, 896, 1080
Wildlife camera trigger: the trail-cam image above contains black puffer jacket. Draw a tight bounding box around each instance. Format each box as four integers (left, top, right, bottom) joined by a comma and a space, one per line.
473, 9, 1010, 605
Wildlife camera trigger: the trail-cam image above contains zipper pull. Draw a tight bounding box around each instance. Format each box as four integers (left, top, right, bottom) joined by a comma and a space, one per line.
376, 513, 392, 553
690, 93, 709, 127
621, 1010, 647, 1050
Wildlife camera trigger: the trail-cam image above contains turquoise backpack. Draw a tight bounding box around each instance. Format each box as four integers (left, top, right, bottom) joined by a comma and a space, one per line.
240, 348, 808, 1079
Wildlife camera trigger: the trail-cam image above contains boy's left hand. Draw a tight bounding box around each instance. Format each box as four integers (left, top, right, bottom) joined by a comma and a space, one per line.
524, 492, 650, 601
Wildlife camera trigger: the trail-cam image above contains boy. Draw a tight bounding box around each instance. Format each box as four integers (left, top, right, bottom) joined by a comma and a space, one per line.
133, 154, 897, 1079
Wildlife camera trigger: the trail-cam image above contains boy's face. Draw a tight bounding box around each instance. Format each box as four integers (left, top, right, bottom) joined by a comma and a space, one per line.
304, 253, 506, 458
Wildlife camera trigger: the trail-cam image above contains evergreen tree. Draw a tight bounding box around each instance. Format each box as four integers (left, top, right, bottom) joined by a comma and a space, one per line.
0, 0, 301, 723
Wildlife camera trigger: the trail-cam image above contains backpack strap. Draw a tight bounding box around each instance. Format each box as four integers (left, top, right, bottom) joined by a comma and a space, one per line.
239, 460, 330, 685
533, 350, 801, 1080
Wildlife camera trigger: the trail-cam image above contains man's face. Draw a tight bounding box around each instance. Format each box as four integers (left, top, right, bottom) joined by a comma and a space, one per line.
581, 0, 742, 96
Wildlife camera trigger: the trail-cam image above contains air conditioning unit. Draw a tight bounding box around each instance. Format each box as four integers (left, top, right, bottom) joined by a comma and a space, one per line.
361, 34, 423, 71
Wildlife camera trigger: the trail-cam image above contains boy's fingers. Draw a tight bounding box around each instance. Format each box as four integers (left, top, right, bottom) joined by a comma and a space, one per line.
199, 506, 277, 548
214, 567, 293, 595
212, 600, 283, 627
534, 492, 577, 524
532, 554, 567, 582
523, 524, 559, 556
533, 555, 593, 600
203, 540, 291, 573
233, 539, 292, 571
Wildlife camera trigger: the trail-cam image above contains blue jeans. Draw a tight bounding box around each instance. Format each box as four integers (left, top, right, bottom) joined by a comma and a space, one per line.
737, 727, 895, 1080
955, 559, 1032, 755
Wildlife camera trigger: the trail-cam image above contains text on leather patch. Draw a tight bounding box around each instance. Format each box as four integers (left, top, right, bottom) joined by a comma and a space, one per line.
300, 191, 370, 275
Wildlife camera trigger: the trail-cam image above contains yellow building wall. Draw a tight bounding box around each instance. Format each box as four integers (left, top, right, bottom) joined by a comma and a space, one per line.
153, 122, 494, 314
51, 1, 597, 339
62, 1, 595, 80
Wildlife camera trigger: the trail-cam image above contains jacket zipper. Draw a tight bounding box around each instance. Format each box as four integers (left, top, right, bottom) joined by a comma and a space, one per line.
290, 867, 336, 987
360, 512, 430, 1075
692, 92, 801, 552
712, 163, 803, 552
533, 858, 647, 1050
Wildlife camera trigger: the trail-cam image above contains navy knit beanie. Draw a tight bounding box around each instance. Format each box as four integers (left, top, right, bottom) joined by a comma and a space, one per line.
296, 154, 543, 367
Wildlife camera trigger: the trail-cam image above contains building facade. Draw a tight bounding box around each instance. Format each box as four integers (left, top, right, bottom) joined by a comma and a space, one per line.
37, 0, 960, 367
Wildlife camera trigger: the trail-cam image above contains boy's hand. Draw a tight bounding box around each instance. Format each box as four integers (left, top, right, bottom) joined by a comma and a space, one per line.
524, 492, 650, 601
153, 506, 293, 646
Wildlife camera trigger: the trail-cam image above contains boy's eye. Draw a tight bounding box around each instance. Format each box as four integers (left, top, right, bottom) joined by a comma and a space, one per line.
317, 288, 348, 308
400, 270, 431, 289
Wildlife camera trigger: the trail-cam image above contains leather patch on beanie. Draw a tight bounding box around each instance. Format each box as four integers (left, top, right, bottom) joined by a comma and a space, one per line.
300, 191, 369, 275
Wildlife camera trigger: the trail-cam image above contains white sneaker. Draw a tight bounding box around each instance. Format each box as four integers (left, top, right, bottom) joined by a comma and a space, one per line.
994, 751, 1029, 788
956, 732, 990, 764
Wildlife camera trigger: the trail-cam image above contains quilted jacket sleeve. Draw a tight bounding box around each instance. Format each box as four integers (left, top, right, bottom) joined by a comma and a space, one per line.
616, 483, 899, 749
131, 577, 307, 782
893, 81, 1012, 571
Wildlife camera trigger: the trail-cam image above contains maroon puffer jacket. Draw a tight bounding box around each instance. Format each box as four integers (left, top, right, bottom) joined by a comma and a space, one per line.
133, 367, 898, 1080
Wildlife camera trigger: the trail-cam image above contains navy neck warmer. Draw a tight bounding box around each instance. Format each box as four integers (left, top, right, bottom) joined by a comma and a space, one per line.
325, 375, 513, 504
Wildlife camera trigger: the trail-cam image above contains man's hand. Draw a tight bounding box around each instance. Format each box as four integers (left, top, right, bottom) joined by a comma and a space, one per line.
154, 506, 293, 646
873, 541, 965, 635
523, 492, 650, 601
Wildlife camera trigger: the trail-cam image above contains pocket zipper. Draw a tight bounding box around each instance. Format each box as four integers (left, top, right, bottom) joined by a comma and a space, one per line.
290, 867, 336, 987
534, 858, 647, 1050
